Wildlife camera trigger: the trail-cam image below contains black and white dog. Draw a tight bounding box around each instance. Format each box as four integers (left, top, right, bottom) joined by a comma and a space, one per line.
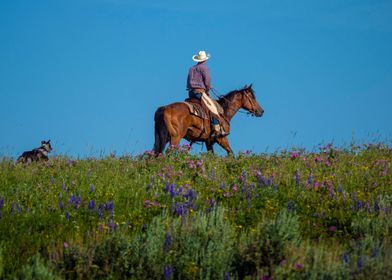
17, 140, 53, 164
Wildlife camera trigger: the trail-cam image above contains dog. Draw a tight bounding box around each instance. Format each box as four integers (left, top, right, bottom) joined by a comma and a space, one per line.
17, 140, 53, 164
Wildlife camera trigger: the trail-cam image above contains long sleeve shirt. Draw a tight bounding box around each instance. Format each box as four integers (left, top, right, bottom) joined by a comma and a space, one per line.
187, 63, 212, 91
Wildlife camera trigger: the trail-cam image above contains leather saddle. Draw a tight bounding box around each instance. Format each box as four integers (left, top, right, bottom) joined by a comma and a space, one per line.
183, 98, 210, 120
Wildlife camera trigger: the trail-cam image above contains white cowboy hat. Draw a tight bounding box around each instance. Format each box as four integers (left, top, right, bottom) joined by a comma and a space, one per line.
192, 50, 211, 62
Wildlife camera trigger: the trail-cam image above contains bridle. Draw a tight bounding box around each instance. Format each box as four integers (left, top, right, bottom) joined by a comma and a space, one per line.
211, 88, 258, 116
242, 89, 259, 116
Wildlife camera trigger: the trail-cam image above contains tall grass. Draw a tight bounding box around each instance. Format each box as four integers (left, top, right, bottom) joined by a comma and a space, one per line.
0, 143, 391, 279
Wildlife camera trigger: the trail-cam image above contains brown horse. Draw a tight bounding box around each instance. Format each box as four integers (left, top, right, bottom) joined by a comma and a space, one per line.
153, 84, 264, 155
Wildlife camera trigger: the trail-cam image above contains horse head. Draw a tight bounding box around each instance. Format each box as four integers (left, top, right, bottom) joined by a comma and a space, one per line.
239, 84, 264, 117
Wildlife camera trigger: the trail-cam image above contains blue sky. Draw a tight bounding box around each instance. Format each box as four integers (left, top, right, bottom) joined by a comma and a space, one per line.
0, 0, 391, 157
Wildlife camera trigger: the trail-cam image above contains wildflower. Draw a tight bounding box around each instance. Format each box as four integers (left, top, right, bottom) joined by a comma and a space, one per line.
232, 185, 238, 192
238, 171, 247, 183
163, 233, 172, 255
90, 184, 95, 193
141, 223, 148, 232
88, 199, 96, 211
291, 152, 300, 160
325, 160, 332, 167
59, 201, 64, 210
307, 174, 313, 185
174, 202, 187, 216
105, 201, 114, 212
357, 257, 363, 270
61, 183, 66, 191
63, 242, 69, 248
65, 211, 71, 221
220, 183, 225, 190
328, 226, 337, 232
68, 195, 82, 209
342, 252, 349, 264
98, 203, 104, 220
164, 265, 173, 280
329, 188, 334, 199
295, 262, 303, 270
267, 176, 273, 186
374, 202, 380, 213
295, 171, 300, 186
314, 157, 322, 163
108, 219, 116, 233
144, 200, 150, 208
338, 185, 343, 194
224, 272, 230, 280
146, 184, 152, 192
314, 182, 321, 190
288, 200, 295, 213
196, 160, 204, 168
184, 189, 197, 201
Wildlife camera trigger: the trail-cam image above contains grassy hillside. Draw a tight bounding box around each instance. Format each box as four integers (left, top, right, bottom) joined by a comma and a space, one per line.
0, 143, 391, 279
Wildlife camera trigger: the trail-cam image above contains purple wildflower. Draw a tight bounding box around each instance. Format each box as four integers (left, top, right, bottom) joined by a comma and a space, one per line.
163, 233, 172, 255
90, 184, 95, 193
63, 242, 69, 248
338, 185, 343, 194
141, 223, 148, 232
0, 197, 4, 209
295, 262, 303, 270
295, 171, 300, 186
184, 189, 197, 201
98, 203, 104, 220
68, 194, 82, 209
108, 219, 116, 233
146, 184, 152, 192
105, 201, 114, 212
374, 202, 380, 213
357, 257, 363, 270
239, 171, 247, 183
88, 199, 96, 211
164, 265, 173, 280
267, 176, 273, 186
342, 252, 349, 264
328, 226, 337, 232
288, 201, 295, 213
65, 211, 71, 221
291, 151, 300, 160
256, 172, 267, 186
329, 188, 334, 199
307, 174, 313, 185
224, 272, 230, 280
58, 201, 64, 210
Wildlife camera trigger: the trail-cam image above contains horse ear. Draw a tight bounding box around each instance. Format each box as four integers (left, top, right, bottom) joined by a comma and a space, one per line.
48, 140, 51, 143
249, 83, 253, 89
41, 140, 45, 144
244, 84, 248, 89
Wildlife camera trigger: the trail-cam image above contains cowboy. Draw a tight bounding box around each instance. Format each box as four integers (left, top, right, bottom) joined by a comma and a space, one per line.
187, 50, 228, 138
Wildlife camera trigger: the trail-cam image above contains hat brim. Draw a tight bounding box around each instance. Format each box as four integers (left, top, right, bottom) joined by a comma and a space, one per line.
192, 54, 210, 62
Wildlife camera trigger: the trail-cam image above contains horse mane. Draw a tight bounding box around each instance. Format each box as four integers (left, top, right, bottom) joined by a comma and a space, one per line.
217, 85, 255, 111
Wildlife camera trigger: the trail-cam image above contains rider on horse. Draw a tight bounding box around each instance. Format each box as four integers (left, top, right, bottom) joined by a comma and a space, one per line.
187, 50, 229, 138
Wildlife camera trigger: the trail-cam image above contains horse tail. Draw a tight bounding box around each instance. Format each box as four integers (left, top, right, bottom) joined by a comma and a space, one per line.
153, 106, 170, 154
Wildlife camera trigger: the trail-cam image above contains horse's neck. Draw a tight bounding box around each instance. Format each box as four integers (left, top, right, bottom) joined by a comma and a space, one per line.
220, 94, 242, 122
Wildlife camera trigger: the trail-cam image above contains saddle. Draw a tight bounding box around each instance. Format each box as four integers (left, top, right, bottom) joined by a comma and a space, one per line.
183, 98, 210, 120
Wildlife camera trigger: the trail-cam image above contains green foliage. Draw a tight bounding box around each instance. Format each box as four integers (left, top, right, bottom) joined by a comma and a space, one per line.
0, 143, 391, 279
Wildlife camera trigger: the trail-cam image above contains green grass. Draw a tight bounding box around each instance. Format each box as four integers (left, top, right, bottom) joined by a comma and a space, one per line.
0, 143, 391, 279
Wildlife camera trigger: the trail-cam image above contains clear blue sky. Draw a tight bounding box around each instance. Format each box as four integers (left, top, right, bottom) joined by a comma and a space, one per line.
1, 0, 391, 157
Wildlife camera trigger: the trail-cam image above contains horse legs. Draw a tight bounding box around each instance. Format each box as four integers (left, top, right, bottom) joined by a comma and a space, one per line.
216, 137, 233, 156
206, 141, 214, 154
